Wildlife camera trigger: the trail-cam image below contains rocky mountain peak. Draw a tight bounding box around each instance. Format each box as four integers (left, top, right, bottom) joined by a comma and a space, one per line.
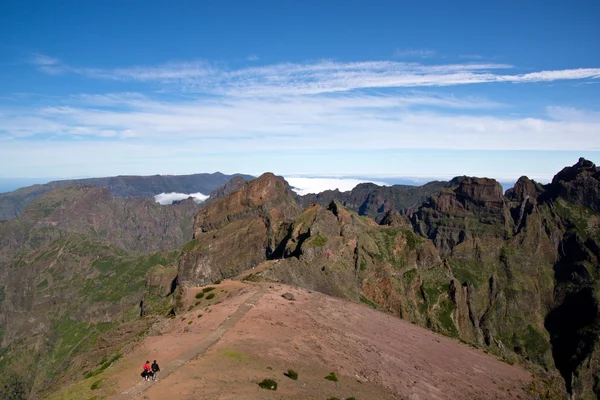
193, 172, 299, 236
552, 157, 598, 184
506, 176, 545, 203
549, 158, 600, 212
454, 177, 505, 207
207, 175, 246, 202
379, 208, 411, 227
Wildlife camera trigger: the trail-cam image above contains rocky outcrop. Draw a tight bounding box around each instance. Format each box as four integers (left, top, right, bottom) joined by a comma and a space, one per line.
177, 173, 301, 286
205, 175, 247, 204
506, 176, 545, 203
412, 177, 512, 256
548, 157, 600, 212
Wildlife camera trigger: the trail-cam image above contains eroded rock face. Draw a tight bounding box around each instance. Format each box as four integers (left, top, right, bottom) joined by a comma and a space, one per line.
177, 173, 301, 286
506, 176, 544, 203
412, 177, 512, 256
549, 157, 600, 213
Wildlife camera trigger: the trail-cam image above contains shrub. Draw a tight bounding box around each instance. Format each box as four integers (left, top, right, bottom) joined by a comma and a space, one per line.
195, 292, 204, 299
283, 369, 298, 380
202, 287, 215, 293
206, 293, 215, 300
90, 379, 103, 390
214, 279, 222, 284
197, 314, 203, 318
258, 378, 277, 391
325, 372, 338, 382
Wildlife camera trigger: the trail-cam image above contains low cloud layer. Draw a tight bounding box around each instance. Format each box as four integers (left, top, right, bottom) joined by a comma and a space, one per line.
285, 177, 388, 196
154, 192, 209, 205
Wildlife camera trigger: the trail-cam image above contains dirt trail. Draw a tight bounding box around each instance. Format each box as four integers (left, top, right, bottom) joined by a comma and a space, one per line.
115, 283, 268, 399
125, 284, 536, 400
65, 281, 541, 400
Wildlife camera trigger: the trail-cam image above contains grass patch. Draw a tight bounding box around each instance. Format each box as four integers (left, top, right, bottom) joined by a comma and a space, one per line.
283, 369, 298, 380
202, 287, 215, 293
258, 378, 277, 391
205, 293, 215, 300
84, 353, 122, 379
403, 269, 418, 284
36, 279, 49, 290
90, 379, 103, 390
223, 349, 250, 360
195, 292, 204, 299
359, 294, 377, 309
436, 297, 458, 337
306, 233, 328, 247
181, 239, 198, 253
325, 372, 339, 382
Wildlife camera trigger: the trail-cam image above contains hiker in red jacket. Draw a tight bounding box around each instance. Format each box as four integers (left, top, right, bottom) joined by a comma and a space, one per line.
143, 360, 152, 381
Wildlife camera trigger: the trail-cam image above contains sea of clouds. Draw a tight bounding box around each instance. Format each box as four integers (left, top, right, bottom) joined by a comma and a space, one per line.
154, 192, 209, 205
284, 177, 389, 196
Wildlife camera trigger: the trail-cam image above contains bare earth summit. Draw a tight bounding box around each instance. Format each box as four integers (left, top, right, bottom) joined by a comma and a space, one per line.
93, 281, 535, 400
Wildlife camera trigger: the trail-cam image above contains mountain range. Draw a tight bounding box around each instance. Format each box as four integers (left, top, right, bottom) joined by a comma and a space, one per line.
0, 159, 598, 399
0, 172, 254, 221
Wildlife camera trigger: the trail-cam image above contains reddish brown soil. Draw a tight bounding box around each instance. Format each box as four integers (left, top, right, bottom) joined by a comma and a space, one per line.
103, 282, 535, 400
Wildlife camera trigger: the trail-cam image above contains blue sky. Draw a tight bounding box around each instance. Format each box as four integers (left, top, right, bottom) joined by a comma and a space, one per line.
1, 0, 599, 184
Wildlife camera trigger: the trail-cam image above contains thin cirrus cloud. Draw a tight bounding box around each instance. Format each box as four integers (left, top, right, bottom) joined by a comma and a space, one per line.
29, 55, 600, 96
394, 48, 437, 58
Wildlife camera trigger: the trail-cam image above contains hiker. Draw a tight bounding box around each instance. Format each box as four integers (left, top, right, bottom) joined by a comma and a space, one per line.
142, 360, 152, 381
151, 360, 160, 381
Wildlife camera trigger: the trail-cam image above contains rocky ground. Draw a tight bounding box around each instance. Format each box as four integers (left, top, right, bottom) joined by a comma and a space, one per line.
51, 281, 536, 400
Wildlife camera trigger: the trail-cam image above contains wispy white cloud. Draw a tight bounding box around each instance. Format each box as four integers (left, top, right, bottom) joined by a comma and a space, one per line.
1, 93, 599, 153
31, 54, 59, 66
546, 106, 600, 122
30, 54, 600, 96
247, 55, 259, 61
459, 54, 483, 59
394, 48, 436, 58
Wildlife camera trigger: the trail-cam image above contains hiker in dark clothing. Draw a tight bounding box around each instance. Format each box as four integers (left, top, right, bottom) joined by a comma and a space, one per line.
151, 360, 160, 381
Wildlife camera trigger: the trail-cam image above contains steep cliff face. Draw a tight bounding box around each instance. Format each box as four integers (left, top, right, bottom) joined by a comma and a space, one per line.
411, 161, 600, 398
0, 186, 199, 395
177, 173, 301, 286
